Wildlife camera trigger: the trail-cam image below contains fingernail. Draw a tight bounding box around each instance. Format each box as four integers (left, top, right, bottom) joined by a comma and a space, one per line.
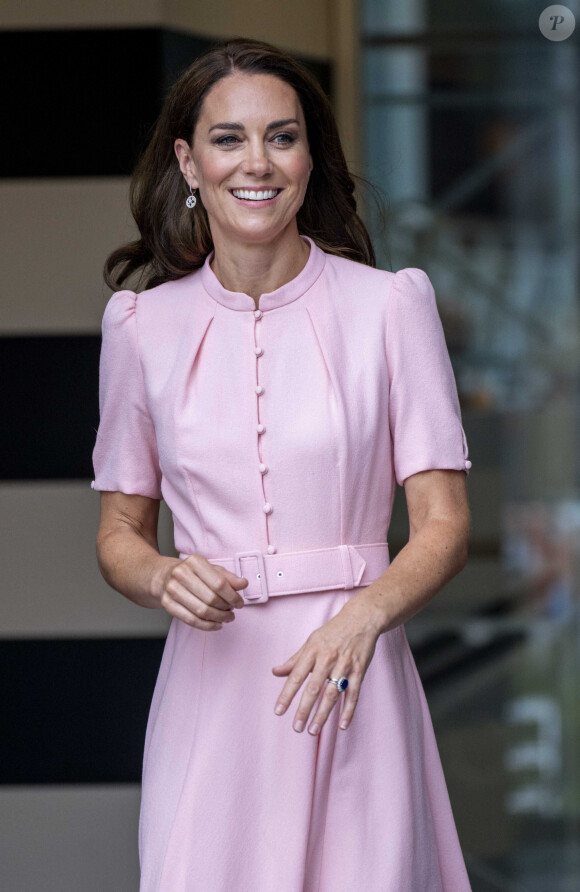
294, 720, 304, 732
274, 704, 284, 715
340, 720, 348, 729
309, 724, 319, 735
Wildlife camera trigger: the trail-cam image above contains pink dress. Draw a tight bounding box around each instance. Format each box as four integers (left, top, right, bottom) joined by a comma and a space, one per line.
91, 234, 473, 891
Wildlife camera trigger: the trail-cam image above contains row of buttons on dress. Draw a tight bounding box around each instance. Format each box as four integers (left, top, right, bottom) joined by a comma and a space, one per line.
254, 308, 277, 555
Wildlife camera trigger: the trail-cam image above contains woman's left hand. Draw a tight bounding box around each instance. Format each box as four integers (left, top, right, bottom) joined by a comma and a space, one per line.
271, 595, 384, 736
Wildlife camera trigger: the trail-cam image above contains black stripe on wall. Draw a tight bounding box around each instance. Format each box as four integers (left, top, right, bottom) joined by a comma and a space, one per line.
0, 632, 524, 784
1, 638, 165, 784
0, 335, 100, 479
0, 28, 332, 178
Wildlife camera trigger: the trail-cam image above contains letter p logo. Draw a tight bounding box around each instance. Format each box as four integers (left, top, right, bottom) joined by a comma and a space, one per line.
539, 6, 576, 41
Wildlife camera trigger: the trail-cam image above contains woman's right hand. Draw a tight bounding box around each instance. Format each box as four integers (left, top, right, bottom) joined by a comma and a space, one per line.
156, 554, 249, 631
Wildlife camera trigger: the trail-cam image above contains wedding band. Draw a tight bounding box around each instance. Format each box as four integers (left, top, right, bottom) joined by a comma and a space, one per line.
327, 676, 349, 692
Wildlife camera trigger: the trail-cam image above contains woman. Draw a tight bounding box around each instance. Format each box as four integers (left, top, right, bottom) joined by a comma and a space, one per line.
92, 36, 473, 892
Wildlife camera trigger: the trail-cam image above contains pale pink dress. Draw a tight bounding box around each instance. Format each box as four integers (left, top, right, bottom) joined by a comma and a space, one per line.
91, 235, 473, 891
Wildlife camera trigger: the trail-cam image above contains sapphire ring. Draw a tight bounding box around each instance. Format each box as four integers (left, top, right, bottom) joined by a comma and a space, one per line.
327, 676, 348, 693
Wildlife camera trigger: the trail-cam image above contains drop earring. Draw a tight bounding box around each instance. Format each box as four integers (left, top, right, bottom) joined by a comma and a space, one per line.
186, 184, 197, 209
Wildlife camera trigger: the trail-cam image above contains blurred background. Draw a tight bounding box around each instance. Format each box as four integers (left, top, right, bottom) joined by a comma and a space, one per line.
1, 1, 579, 890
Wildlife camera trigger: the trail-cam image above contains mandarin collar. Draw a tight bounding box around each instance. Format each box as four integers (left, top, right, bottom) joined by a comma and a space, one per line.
200, 235, 326, 311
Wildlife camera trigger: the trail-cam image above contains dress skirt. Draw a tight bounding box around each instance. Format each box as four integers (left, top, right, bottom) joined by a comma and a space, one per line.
137, 585, 472, 892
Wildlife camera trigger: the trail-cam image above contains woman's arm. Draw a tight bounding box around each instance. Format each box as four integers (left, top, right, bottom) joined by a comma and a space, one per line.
348, 468, 471, 635
95, 490, 249, 625
96, 491, 179, 610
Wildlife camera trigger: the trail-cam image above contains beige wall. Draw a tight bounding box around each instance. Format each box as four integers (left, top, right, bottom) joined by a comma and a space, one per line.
0, 179, 135, 334
327, 0, 363, 173
0, 0, 159, 28
165, 0, 329, 58
1, 0, 329, 57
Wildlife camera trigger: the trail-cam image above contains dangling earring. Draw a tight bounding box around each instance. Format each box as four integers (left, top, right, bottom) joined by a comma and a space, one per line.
186, 184, 197, 209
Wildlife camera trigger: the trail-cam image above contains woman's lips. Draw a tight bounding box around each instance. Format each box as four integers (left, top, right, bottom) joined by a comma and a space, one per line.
229, 189, 283, 206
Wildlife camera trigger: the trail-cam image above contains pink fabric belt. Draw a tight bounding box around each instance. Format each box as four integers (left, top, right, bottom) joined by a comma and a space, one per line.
178, 542, 390, 605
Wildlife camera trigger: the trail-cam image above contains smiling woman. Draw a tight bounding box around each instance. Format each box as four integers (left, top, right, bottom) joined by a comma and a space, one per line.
171, 71, 315, 296
102, 40, 377, 294
94, 35, 473, 892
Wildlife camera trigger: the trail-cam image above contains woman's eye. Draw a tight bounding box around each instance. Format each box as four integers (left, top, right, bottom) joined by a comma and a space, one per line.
214, 133, 296, 147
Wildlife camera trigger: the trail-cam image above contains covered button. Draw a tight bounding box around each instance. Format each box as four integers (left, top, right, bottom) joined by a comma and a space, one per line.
259, 463, 268, 474
465, 460, 472, 470
255, 346, 263, 356
257, 424, 266, 434
255, 385, 264, 395
263, 502, 273, 514
267, 545, 277, 554
254, 309, 262, 319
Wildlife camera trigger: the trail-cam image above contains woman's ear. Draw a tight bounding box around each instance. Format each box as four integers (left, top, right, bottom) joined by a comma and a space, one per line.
174, 139, 198, 189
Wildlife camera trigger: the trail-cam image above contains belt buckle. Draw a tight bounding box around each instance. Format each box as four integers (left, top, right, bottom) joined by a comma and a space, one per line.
233, 550, 269, 603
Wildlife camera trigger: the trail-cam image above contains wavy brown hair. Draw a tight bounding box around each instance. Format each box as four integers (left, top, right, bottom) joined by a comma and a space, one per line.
104, 36, 384, 292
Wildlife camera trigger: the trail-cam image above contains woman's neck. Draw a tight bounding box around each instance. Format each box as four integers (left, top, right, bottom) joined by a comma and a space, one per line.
209, 230, 310, 307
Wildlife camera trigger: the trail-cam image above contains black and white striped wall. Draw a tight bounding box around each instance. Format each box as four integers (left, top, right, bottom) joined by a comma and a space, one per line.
0, 4, 334, 889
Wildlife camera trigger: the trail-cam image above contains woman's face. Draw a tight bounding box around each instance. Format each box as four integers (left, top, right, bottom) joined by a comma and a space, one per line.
175, 72, 314, 246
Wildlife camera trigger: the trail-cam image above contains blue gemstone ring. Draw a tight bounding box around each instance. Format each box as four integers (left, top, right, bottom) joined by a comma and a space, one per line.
328, 676, 348, 693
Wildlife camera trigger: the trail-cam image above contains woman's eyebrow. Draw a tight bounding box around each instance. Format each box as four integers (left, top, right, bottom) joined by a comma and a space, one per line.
208, 118, 299, 133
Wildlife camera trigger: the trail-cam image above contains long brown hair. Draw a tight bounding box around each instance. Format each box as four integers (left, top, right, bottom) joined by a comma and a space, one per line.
104, 36, 383, 292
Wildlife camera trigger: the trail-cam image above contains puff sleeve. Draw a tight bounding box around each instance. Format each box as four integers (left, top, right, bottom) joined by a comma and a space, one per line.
90, 290, 163, 499
386, 267, 472, 487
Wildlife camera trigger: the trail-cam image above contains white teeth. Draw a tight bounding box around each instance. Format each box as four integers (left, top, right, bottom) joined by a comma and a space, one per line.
232, 189, 279, 201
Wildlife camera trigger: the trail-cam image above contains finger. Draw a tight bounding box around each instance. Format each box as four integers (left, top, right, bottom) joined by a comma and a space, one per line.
273, 652, 316, 720
164, 578, 236, 625
160, 592, 225, 631
183, 555, 249, 607
292, 660, 339, 733
178, 558, 247, 609
337, 673, 362, 730
308, 667, 355, 735
271, 649, 302, 676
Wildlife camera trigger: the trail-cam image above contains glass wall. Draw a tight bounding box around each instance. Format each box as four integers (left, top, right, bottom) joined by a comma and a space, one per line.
360, 1, 580, 888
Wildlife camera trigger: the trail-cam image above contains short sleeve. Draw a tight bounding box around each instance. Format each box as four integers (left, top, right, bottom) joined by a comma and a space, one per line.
386, 267, 472, 487
90, 290, 163, 499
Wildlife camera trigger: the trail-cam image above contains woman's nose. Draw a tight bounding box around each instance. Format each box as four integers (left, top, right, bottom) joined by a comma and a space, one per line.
241, 139, 272, 173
